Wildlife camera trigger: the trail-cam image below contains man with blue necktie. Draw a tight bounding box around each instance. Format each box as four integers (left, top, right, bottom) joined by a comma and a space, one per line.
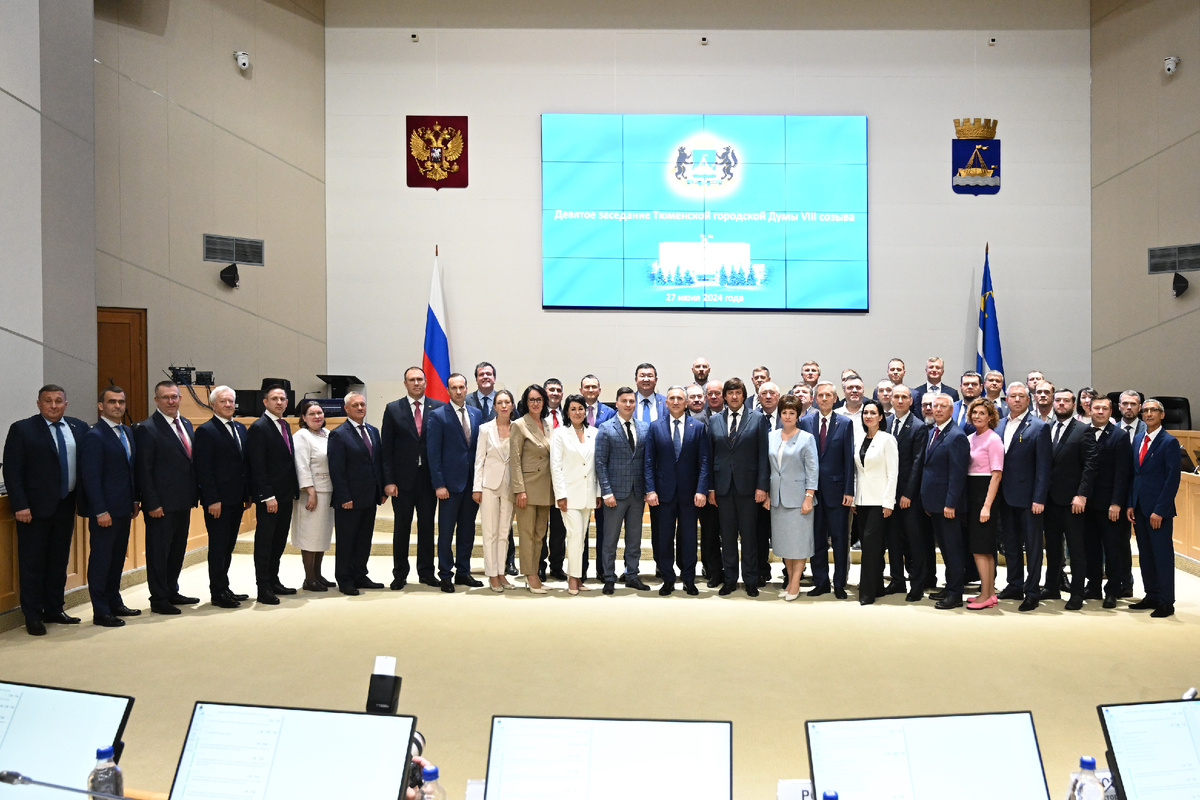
426, 373, 484, 591
465, 361, 498, 422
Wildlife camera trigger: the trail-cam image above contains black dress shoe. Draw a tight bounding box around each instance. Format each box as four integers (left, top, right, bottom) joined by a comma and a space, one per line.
355, 579, 384, 590
537, 569, 547, 582
1064, 596, 1084, 611
883, 583, 905, 596
212, 595, 241, 609
93, 614, 125, 628
43, 611, 81, 624
390, 579, 407, 590
112, 605, 141, 616
1018, 598, 1039, 612
1129, 598, 1159, 610
658, 584, 674, 596
1102, 596, 1117, 609
319, 577, 336, 588
718, 584, 737, 596
505, 563, 519, 576
419, 574, 441, 587
1083, 586, 1102, 600
455, 574, 484, 588
834, 588, 848, 600
1119, 586, 1134, 598
1040, 589, 1062, 602
549, 569, 569, 582
996, 586, 1023, 600
231, 592, 250, 601
746, 585, 759, 597
151, 601, 181, 615
339, 585, 361, 596
706, 577, 723, 589
808, 585, 830, 597
440, 579, 455, 594
935, 597, 963, 609
1150, 604, 1175, 618
684, 583, 699, 596
302, 579, 328, 592
625, 575, 650, 591
170, 594, 200, 605
602, 581, 615, 595
929, 589, 949, 601
272, 583, 297, 595
860, 597, 876, 605
257, 591, 280, 605
905, 591, 924, 602
26, 619, 47, 636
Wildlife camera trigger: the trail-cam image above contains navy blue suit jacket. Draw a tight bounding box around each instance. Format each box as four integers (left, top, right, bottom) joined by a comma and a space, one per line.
1129, 428, 1181, 518
465, 391, 497, 423
193, 416, 249, 507
3, 414, 89, 516
425, 403, 482, 494
1088, 421, 1133, 509
644, 414, 711, 503
633, 392, 667, 423
328, 420, 384, 507
707, 408, 769, 497
588, 403, 617, 427
996, 413, 1051, 508
919, 422, 969, 513
799, 412, 857, 504
134, 413, 198, 512
950, 399, 979, 434
79, 422, 138, 518
911, 384, 960, 407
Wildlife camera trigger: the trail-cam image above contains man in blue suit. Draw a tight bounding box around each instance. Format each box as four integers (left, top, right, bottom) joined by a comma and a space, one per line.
3, 384, 89, 635
78, 386, 142, 627
328, 391, 386, 595
193, 385, 251, 608
634, 363, 666, 572
995, 382, 1052, 611
921, 393, 970, 609
580, 374, 615, 582
645, 386, 711, 596
1126, 399, 1182, 618
465, 361, 498, 422
1083, 396, 1133, 608
426, 373, 483, 592
800, 381, 856, 599
950, 371, 983, 433
595, 387, 650, 594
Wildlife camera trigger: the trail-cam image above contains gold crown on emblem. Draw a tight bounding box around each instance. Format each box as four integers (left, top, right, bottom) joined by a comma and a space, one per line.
954, 118, 998, 139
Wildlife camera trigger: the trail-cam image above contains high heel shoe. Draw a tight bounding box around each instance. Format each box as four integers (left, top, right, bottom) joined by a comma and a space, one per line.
489, 584, 504, 593
528, 585, 548, 595
783, 592, 800, 602
568, 588, 580, 596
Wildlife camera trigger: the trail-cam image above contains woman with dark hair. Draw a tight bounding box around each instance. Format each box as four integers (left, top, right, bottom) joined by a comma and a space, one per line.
769, 395, 819, 601
851, 398, 898, 605
511, 384, 553, 593
550, 394, 601, 595
1076, 387, 1096, 425
473, 389, 517, 592
291, 399, 334, 591
964, 398, 1004, 610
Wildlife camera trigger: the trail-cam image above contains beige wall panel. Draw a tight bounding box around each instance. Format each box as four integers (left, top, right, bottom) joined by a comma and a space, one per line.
117, 80, 169, 275
210, 126, 262, 242
114, 0, 169, 96
255, 155, 324, 335
1090, 178, 1125, 349
1090, 16, 1120, 186
1092, 311, 1200, 401
202, 299, 261, 391
256, 320, 301, 389
39, 0, 95, 142
94, 63, 121, 256
167, 104, 217, 294
118, 261, 172, 398
323, 28, 436, 76
164, 0, 216, 120
1155, 135, 1200, 249
95, 250, 124, 307
93, 4, 118, 66
254, 0, 325, 179
1151, 0, 1200, 153
1112, 3, 1169, 172
210, 0, 261, 148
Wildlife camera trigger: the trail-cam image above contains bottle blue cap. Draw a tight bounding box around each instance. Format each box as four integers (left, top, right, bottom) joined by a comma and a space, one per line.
1080, 756, 1096, 770
823, 792, 839, 800
422, 765, 439, 781
96, 746, 114, 760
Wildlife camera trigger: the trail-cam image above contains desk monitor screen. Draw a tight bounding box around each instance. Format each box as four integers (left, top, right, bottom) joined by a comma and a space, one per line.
168, 702, 417, 800
484, 716, 732, 800
1098, 699, 1200, 800
806, 711, 1051, 800
0, 680, 134, 800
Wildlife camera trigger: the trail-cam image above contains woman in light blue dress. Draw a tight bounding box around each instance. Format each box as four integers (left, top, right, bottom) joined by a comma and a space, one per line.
769, 395, 820, 601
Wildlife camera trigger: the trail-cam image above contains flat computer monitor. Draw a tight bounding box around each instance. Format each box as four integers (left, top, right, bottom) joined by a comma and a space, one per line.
168, 702, 417, 800
0, 680, 134, 800
806, 711, 1051, 800
1098, 699, 1200, 800
484, 715, 732, 800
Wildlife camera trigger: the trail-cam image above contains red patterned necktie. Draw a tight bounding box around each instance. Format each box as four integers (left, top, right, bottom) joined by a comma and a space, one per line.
173, 418, 192, 459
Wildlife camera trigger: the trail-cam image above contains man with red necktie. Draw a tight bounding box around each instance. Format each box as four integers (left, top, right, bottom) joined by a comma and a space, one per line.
1125, 399, 1182, 618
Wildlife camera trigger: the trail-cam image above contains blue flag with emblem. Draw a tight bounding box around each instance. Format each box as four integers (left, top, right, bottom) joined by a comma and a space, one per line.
976, 246, 1004, 376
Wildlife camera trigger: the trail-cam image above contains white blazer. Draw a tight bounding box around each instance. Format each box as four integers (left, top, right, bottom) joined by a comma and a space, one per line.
853, 431, 899, 509
293, 427, 332, 492
472, 420, 512, 493
550, 425, 599, 509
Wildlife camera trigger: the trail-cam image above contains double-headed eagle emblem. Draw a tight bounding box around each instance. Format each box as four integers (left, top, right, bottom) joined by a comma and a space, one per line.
409, 122, 464, 181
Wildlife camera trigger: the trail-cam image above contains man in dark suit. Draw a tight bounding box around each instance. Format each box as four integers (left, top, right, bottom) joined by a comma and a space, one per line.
950, 371, 983, 432
745, 366, 771, 413
426, 373, 483, 592
381, 367, 444, 589
707, 377, 770, 597
686, 384, 707, 418
911, 356, 960, 408
983, 370, 1008, 417
133, 380, 200, 615
800, 381, 856, 599
645, 386, 711, 596
464, 361, 498, 422
752, 381, 784, 583
698, 379, 726, 585
246, 384, 300, 604
1116, 390, 1147, 444
78, 386, 142, 627
328, 391, 385, 595
1083, 396, 1133, 608
193, 385, 251, 608
1126, 399, 1182, 618
596, 387, 650, 594
921, 393, 970, 609
3, 384, 89, 635
885, 384, 929, 601
579, 374, 615, 581
995, 382, 1052, 611
634, 363, 666, 572
1042, 389, 1098, 610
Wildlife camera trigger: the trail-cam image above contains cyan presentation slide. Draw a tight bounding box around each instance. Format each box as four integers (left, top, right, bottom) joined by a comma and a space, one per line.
541, 114, 868, 311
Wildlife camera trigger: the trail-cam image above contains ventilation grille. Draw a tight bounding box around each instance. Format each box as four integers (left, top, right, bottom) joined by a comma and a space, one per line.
204, 234, 265, 266
1148, 243, 1200, 274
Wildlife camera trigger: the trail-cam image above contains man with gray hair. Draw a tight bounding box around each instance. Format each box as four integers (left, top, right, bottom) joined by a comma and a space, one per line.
328, 391, 386, 594
193, 385, 251, 608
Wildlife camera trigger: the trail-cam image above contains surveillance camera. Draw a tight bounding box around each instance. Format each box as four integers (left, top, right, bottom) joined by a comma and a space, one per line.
1165, 56, 1180, 75
700, 36, 708, 46
234, 51, 250, 71
410, 33, 419, 43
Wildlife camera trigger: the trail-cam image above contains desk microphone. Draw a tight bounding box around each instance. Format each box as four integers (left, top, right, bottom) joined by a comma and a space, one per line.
0, 771, 126, 800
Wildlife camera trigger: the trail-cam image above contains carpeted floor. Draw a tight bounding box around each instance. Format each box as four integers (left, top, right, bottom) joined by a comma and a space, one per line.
2, 553, 1196, 800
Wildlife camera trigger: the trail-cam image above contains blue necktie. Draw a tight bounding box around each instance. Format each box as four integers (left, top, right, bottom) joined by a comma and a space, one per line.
672, 418, 682, 458
54, 422, 69, 498
117, 425, 132, 463
641, 398, 651, 423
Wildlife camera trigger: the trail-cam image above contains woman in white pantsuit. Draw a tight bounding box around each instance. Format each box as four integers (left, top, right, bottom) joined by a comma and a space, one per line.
550, 394, 601, 595
292, 399, 334, 591
472, 389, 517, 592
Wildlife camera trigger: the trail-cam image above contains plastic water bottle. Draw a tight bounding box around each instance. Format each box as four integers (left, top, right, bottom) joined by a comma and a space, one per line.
420, 765, 446, 800
87, 746, 123, 800
1072, 756, 1104, 800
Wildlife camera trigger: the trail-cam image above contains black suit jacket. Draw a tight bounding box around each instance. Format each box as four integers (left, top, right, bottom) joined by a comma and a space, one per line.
79, 422, 138, 518
707, 408, 769, 496
193, 416, 249, 507
328, 420, 384, 508
886, 412, 927, 504
3, 414, 89, 517
134, 413, 199, 513
911, 384, 960, 407
1046, 417, 1098, 505
380, 395, 444, 491
465, 391, 497, 423
1087, 421, 1132, 509
246, 414, 299, 502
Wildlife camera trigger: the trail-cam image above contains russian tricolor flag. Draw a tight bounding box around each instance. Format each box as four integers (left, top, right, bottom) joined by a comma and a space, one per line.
422, 248, 451, 403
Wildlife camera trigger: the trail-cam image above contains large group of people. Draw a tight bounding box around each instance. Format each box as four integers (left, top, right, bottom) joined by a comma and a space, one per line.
2, 354, 1184, 637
